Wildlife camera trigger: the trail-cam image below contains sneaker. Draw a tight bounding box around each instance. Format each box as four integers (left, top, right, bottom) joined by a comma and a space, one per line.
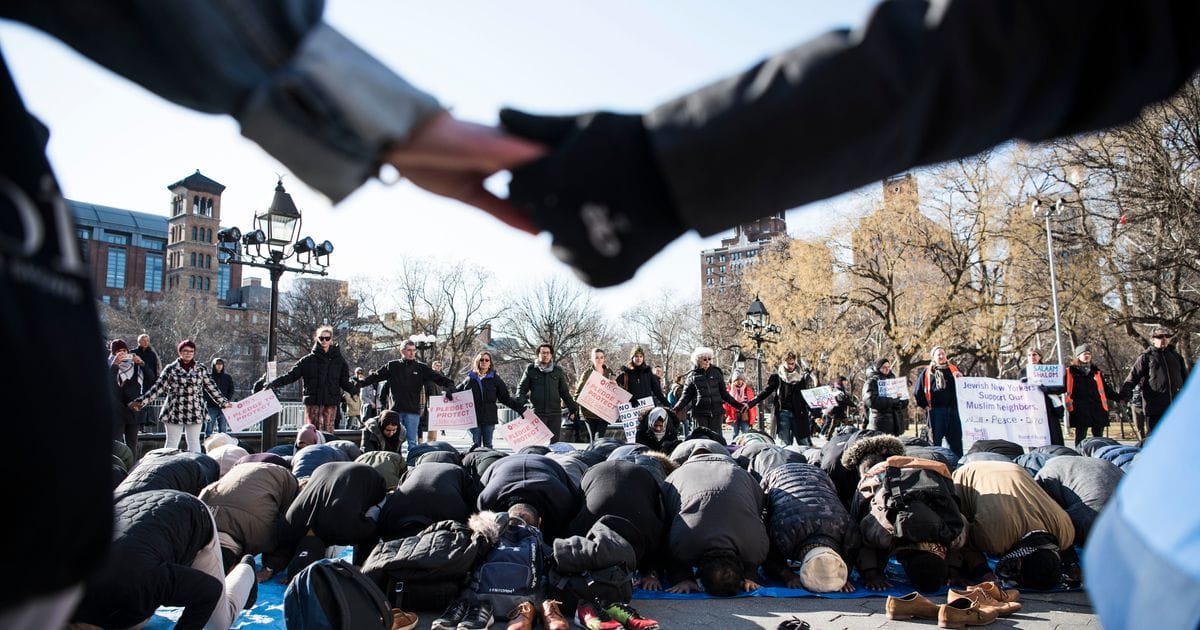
575, 601, 622, 630
599, 601, 659, 630
433, 598, 471, 630
541, 599, 570, 630
391, 608, 418, 630
458, 602, 495, 630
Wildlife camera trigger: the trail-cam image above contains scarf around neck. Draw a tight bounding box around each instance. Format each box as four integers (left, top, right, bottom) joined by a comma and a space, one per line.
779, 364, 805, 384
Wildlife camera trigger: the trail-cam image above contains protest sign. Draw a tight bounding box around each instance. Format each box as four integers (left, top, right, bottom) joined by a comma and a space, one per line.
224, 389, 283, 432
1026, 363, 1064, 388
428, 391, 478, 431
576, 371, 632, 423
499, 410, 555, 449
801, 385, 839, 409
956, 376, 1050, 451
616, 397, 655, 443
877, 377, 909, 400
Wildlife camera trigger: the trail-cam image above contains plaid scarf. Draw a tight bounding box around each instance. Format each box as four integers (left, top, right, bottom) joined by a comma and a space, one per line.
995, 530, 1059, 582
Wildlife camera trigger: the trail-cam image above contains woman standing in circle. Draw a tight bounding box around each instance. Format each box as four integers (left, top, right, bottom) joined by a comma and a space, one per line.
130, 340, 231, 453
456, 351, 525, 448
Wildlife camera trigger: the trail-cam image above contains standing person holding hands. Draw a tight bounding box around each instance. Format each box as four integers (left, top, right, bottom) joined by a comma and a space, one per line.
358, 340, 455, 452
108, 339, 144, 450
130, 340, 232, 453
913, 346, 964, 457
264, 326, 359, 434
672, 346, 745, 436
517, 343, 579, 444
573, 347, 614, 442
456, 352, 525, 449
1065, 345, 1121, 448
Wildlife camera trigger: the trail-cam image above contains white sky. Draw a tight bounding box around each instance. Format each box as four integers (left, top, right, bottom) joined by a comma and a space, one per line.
0, 1, 878, 319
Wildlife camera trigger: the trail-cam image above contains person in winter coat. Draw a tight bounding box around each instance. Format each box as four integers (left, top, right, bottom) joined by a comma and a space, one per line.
1021, 347, 1066, 446
114, 451, 218, 502
953, 460, 1076, 589
204, 358, 236, 437
750, 351, 814, 446
1065, 344, 1122, 447
270, 462, 387, 577
862, 358, 907, 436
724, 372, 757, 437
361, 409, 405, 454
615, 345, 668, 407
660, 452, 768, 596
379, 461, 471, 540
266, 326, 359, 434
761, 463, 859, 593
913, 345, 964, 457
517, 343, 579, 444
1034, 456, 1123, 546
843, 435, 967, 593
71, 489, 256, 630
356, 366, 380, 420
568, 459, 668, 582
671, 346, 745, 435
573, 347, 615, 442
477, 453, 582, 540
108, 339, 145, 450
341, 387, 363, 430
457, 351, 525, 448
130, 340, 232, 454
1120, 327, 1189, 438
635, 407, 681, 454
199, 461, 299, 571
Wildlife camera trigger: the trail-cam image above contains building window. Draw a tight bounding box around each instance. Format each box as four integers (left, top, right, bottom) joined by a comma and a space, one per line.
719, 254, 726, 262
172, 195, 184, 216
141, 237, 165, 251
104, 231, 130, 246
101, 295, 111, 305
190, 252, 197, 267
189, 275, 196, 289
203, 276, 211, 291
706, 256, 713, 264
720, 265, 726, 273
117, 295, 126, 307
217, 263, 231, 301
144, 253, 163, 293
719, 276, 726, 285
205, 254, 212, 269
706, 267, 713, 275
105, 248, 126, 288
76, 227, 92, 240
706, 278, 714, 286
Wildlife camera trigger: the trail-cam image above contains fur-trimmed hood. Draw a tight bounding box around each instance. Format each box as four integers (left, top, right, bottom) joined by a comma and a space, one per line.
840, 434, 906, 470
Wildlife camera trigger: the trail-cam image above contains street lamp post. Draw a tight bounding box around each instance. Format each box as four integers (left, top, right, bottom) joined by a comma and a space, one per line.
217, 180, 334, 449
1032, 198, 1069, 429
741, 296, 781, 431
410, 333, 436, 363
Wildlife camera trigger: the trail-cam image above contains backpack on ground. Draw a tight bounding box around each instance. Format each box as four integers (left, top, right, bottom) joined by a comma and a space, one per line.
284, 559, 391, 630
882, 463, 965, 545
471, 517, 546, 617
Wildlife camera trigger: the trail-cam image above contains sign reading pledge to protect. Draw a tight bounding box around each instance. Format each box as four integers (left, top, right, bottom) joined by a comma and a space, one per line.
499, 410, 555, 449
429, 391, 478, 430
576, 371, 632, 423
225, 389, 283, 432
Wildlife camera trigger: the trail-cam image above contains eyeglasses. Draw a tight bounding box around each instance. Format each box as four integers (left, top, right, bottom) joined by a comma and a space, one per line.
179, 349, 195, 353
318, 336, 332, 341
479, 358, 491, 363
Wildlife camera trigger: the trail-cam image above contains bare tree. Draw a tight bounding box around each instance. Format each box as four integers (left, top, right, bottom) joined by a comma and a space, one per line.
500, 277, 610, 381
276, 277, 361, 362
620, 291, 701, 381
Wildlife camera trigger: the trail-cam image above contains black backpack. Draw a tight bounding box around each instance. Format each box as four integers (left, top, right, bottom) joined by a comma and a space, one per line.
883, 465, 966, 545
472, 519, 546, 615
284, 559, 391, 630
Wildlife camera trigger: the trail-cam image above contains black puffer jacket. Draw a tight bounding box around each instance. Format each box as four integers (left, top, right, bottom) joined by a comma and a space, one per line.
569, 460, 666, 567
671, 365, 740, 419
456, 370, 524, 427
114, 453, 214, 502
668, 438, 729, 466
761, 463, 859, 564
379, 462, 471, 541
616, 362, 668, 406
820, 429, 881, 508
754, 367, 813, 418
267, 342, 356, 406
363, 520, 487, 584
364, 358, 455, 415
282, 462, 386, 547
1034, 455, 1123, 545
73, 490, 219, 630
747, 445, 808, 481
862, 367, 906, 435
477, 454, 582, 540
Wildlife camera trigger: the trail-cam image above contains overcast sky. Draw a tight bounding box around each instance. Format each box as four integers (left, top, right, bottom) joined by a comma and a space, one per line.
1, 1, 879, 319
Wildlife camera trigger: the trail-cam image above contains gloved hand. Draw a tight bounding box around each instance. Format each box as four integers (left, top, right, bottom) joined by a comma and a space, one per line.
500, 108, 687, 287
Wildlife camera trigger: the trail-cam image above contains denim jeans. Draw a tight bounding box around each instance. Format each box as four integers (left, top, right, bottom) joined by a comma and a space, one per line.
205, 407, 228, 436
929, 406, 963, 457
399, 412, 421, 450
469, 424, 495, 449
732, 419, 751, 437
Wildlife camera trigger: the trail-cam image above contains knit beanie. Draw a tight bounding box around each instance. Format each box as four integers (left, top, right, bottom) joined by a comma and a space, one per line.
109, 339, 128, 354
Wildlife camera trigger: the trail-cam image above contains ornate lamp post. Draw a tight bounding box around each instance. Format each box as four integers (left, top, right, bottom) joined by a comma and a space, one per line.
217, 179, 334, 448
410, 333, 437, 363
741, 296, 781, 431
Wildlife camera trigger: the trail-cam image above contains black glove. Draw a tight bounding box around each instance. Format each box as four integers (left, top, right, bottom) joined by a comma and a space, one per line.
500, 108, 686, 287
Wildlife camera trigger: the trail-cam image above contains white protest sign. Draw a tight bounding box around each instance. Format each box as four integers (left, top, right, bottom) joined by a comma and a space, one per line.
1026, 364, 1064, 388
576, 371, 632, 423
616, 397, 655, 443
956, 377, 1050, 451
428, 391, 478, 431
499, 410, 555, 449
224, 389, 283, 432
801, 385, 839, 409
878, 377, 909, 400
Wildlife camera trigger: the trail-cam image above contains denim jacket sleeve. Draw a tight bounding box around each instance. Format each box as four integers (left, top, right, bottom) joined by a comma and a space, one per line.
2, 0, 442, 203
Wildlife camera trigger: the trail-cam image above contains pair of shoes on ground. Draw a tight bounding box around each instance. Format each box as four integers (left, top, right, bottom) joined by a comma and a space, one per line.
577, 600, 660, 630
432, 598, 572, 630
886, 582, 1022, 628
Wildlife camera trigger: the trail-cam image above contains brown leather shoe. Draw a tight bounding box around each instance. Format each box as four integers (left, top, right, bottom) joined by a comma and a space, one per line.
541, 599, 570, 630
886, 591, 939, 620
948, 588, 1022, 616
971, 581, 1020, 603
391, 608, 418, 630
507, 600, 536, 630
938, 598, 998, 628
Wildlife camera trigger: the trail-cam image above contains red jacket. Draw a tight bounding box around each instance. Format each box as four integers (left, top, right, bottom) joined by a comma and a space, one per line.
725, 383, 757, 425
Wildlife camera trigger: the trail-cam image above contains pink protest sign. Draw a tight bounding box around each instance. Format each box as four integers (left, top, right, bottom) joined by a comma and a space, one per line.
576, 371, 632, 423
224, 389, 283, 432
499, 410, 555, 449
429, 391, 478, 430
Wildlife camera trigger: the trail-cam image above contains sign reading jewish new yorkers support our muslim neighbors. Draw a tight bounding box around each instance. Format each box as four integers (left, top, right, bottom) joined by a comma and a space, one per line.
428, 390, 478, 431
955, 376, 1050, 451
577, 371, 633, 423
